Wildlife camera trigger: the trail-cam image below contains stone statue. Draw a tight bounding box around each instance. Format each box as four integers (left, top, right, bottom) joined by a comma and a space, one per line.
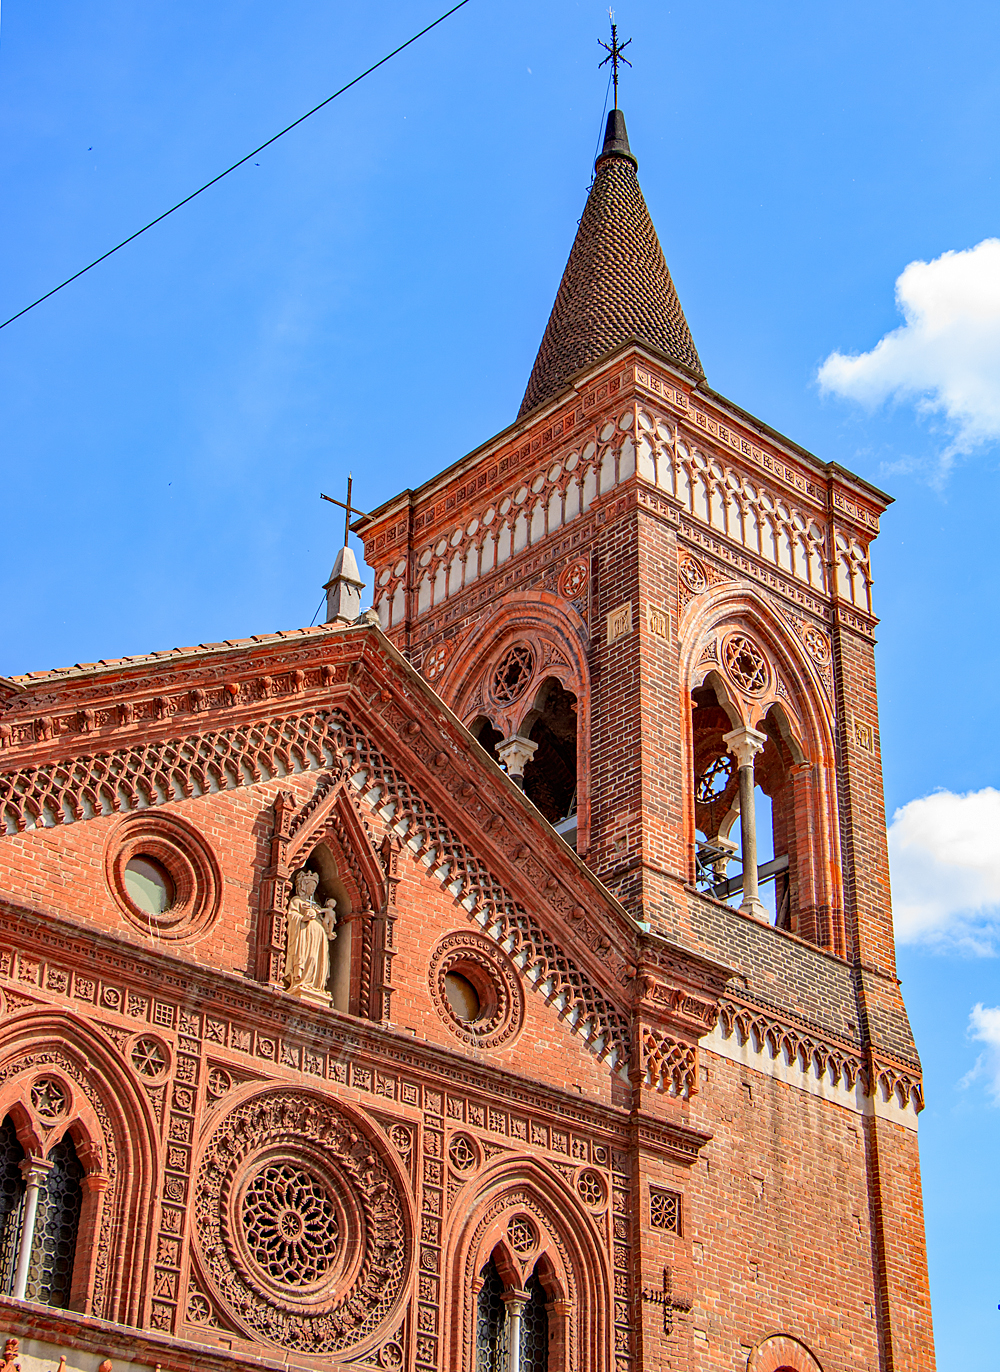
1, 1340, 20, 1372
284, 869, 337, 1006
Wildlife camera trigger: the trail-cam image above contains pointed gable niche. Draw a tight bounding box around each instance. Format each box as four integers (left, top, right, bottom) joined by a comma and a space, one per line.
519, 109, 703, 418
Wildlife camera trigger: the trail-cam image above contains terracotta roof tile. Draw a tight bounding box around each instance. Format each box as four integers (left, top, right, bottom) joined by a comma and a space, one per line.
5, 624, 337, 686
519, 110, 703, 418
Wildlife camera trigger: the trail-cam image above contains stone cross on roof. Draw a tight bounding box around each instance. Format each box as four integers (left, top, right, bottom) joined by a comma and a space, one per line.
320, 475, 368, 624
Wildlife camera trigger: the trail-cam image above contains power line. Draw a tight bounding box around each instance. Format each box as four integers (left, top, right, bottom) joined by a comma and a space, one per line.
0, 0, 473, 332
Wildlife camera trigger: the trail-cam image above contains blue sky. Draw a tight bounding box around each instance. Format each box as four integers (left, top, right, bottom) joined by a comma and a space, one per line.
2, 3, 998, 1363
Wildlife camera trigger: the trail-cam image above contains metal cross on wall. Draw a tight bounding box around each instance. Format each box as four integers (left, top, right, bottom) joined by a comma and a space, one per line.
320, 474, 368, 548
598, 10, 632, 110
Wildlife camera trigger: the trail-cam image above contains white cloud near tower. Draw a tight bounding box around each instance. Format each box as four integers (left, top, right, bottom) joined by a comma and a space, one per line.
819, 237, 1000, 472
888, 787, 1000, 952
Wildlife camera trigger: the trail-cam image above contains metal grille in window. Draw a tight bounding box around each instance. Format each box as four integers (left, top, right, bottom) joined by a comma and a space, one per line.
25, 1135, 83, 1307
520, 1270, 549, 1372
475, 1258, 507, 1372
650, 1188, 681, 1235
0, 1117, 25, 1294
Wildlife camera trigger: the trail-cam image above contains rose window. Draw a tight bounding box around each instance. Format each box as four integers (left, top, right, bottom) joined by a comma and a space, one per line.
491, 645, 535, 705
695, 753, 733, 804
506, 1215, 537, 1255
30, 1078, 68, 1121
196, 1093, 408, 1351
131, 1037, 167, 1078
722, 634, 768, 695
241, 1163, 339, 1287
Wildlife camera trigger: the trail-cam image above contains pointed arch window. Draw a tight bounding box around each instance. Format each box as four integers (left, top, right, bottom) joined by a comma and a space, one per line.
0, 1118, 25, 1292
476, 1257, 549, 1372
0, 1117, 82, 1308
24, 1133, 82, 1307
520, 1271, 549, 1371
476, 1258, 508, 1372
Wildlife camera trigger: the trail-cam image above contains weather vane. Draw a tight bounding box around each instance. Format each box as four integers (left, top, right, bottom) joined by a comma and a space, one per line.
320, 474, 368, 548
598, 9, 632, 110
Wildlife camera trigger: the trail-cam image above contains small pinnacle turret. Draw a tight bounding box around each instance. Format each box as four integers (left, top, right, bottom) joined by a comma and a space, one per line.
324, 544, 365, 624
518, 108, 703, 419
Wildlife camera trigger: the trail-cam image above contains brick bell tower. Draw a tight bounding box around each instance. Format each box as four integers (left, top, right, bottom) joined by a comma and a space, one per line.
358, 108, 936, 1368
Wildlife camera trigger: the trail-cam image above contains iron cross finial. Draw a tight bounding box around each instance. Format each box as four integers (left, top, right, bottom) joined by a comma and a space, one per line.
598, 9, 632, 110
320, 473, 369, 548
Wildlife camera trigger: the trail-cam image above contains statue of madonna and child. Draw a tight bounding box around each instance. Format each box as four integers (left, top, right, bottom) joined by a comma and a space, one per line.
283, 868, 339, 1006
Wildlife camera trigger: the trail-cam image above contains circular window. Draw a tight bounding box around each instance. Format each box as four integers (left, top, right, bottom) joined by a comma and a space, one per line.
448, 1133, 479, 1173
695, 754, 734, 804
124, 856, 175, 915
576, 1169, 606, 1209
131, 1036, 169, 1079
30, 1077, 68, 1121
429, 933, 524, 1050
444, 971, 481, 1022
507, 1215, 537, 1255
106, 813, 221, 941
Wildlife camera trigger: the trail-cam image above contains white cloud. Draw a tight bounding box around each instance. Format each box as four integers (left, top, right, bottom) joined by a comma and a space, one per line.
818, 238, 1000, 473
961, 1004, 1000, 1102
888, 787, 1000, 952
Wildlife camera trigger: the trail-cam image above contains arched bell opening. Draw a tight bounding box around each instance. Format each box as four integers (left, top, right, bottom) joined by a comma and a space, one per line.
521, 679, 578, 846
755, 705, 804, 932
691, 678, 742, 895
300, 842, 354, 1013
469, 716, 504, 765
691, 676, 791, 925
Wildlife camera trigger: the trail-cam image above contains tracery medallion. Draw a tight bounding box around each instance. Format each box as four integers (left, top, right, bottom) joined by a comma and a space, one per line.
490, 645, 535, 706
721, 633, 769, 696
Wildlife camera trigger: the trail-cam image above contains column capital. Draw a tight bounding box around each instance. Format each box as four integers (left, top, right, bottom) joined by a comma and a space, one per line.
501, 1287, 530, 1316
19, 1156, 54, 1186
497, 735, 538, 781
723, 725, 768, 768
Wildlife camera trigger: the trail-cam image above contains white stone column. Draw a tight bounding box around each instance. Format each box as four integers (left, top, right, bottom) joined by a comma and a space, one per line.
723, 725, 768, 920
12, 1157, 53, 1299
496, 736, 538, 791
503, 1289, 529, 1372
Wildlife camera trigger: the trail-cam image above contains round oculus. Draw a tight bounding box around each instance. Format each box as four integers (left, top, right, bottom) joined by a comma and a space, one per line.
124, 855, 175, 915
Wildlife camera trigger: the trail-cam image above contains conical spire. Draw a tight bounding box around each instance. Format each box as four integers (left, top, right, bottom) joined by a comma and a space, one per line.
518, 110, 703, 418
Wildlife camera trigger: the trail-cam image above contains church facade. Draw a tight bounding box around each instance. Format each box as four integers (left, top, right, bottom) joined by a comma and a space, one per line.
0, 111, 934, 1372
